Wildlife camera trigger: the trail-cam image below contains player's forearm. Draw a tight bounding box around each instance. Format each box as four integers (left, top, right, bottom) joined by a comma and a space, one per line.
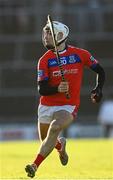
96, 72, 105, 89
91, 64, 105, 89
38, 80, 58, 96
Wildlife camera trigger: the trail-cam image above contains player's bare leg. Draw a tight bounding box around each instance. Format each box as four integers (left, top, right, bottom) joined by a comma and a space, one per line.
38, 122, 68, 165
38, 122, 69, 165
38, 110, 73, 156
38, 122, 50, 141
25, 123, 50, 178
25, 110, 73, 178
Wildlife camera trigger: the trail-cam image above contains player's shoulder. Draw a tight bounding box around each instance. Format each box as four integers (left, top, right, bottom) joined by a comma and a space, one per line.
68, 45, 90, 55
38, 50, 53, 63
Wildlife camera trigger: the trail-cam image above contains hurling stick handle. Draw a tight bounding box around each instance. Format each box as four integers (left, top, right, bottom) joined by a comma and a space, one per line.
47, 14, 70, 99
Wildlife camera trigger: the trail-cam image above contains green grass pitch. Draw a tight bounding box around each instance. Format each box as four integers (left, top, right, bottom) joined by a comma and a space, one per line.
0, 139, 113, 179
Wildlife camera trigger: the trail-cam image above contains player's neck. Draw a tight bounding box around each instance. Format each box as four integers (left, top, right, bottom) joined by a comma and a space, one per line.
57, 43, 66, 52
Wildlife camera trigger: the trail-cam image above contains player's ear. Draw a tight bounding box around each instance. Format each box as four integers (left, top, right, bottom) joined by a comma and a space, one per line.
57, 32, 63, 42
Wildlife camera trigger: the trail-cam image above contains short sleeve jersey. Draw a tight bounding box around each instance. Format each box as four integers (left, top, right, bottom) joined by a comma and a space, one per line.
37, 45, 98, 107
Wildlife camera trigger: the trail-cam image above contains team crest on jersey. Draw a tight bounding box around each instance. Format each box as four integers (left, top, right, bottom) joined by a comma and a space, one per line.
68, 55, 77, 63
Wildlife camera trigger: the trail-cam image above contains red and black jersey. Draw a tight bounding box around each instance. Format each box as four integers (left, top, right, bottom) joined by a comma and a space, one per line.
37, 45, 98, 107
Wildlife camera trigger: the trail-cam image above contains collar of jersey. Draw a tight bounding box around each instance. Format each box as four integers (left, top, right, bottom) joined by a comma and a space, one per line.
58, 49, 67, 54
53, 44, 68, 55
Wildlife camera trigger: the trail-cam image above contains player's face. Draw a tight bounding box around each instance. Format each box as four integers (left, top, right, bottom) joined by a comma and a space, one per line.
43, 29, 54, 49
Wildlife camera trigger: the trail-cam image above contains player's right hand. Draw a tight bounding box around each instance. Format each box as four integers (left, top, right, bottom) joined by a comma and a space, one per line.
58, 81, 69, 93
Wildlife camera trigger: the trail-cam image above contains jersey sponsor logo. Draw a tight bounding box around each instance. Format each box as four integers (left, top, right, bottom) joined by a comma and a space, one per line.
53, 71, 61, 76
48, 60, 57, 66
48, 54, 81, 67
53, 68, 78, 77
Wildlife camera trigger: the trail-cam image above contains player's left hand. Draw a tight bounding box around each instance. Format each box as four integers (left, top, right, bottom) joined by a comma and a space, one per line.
91, 87, 103, 103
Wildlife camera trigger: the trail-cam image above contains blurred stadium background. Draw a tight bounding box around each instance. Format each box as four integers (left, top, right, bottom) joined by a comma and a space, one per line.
0, 0, 113, 140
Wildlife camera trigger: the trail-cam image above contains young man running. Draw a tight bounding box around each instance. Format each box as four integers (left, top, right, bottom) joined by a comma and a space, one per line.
25, 20, 105, 178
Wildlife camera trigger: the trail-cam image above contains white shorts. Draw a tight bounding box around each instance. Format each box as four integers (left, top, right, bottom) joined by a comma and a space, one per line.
38, 104, 78, 124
